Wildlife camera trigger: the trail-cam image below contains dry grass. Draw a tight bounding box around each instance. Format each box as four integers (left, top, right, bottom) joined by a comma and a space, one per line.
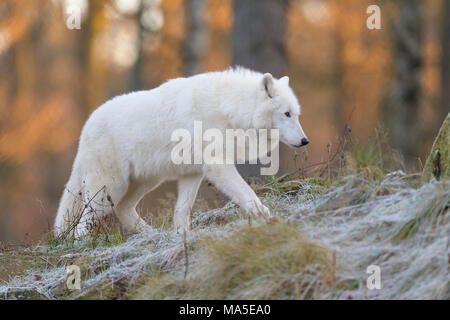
133, 222, 336, 299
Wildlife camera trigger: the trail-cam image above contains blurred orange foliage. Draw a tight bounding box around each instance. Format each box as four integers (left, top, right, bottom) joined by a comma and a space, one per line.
0, 0, 445, 242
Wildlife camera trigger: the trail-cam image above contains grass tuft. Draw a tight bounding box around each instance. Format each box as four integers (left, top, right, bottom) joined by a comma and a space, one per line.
133, 221, 336, 299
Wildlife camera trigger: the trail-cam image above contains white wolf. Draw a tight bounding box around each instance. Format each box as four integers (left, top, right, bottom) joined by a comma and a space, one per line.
54, 68, 309, 237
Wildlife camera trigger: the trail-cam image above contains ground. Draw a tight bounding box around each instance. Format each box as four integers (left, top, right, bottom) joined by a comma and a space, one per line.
1, 170, 448, 300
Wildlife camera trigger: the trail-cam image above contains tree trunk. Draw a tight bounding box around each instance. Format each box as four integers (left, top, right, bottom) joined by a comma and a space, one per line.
129, 1, 145, 91
387, 0, 422, 165
422, 114, 450, 180
442, 0, 450, 122
333, 27, 345, 132
183, 0, 206, 76
232, 0, 288, 178
232, 0, 288, 78
77, 0, 105, 117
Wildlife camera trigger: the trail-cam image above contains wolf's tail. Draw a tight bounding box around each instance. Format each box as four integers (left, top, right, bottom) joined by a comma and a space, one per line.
54, 170, 83, 237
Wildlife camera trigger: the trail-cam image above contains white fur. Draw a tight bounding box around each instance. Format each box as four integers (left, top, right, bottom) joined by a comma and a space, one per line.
54, 67, 308, 236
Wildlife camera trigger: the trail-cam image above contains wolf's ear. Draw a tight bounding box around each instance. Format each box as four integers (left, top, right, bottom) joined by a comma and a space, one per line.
279, 76, 289, 86
262, 73, 275, 98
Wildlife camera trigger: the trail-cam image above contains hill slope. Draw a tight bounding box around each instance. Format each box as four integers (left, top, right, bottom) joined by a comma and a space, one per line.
1, 172, 449, 300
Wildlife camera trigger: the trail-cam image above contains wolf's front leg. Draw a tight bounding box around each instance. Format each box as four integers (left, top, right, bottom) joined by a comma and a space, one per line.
174, 174, 204, 234
203, 164, 271, 218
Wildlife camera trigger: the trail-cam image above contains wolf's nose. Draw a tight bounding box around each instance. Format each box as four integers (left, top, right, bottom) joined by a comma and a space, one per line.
301, 138, 309, 146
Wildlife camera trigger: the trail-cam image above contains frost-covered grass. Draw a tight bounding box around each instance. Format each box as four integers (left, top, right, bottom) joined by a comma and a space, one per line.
132, 222, 335, 300
292, 173, 449, 299
0, 171, 448, 300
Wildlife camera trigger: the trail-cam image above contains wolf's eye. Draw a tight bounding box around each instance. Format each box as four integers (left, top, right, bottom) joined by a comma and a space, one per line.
284, 112, 291, 118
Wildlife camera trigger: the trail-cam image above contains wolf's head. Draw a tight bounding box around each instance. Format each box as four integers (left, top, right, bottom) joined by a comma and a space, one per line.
254, 73, 309, 148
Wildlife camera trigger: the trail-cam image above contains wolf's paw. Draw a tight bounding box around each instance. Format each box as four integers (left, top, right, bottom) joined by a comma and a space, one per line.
139, 225, 155, 234
174, 225, 190, 235
246, 199, 271, 219
258, 204, 272, 219
129, 219, 153, 234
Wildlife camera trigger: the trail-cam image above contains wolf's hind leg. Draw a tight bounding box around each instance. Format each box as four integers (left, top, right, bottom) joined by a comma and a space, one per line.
115, 179, 162, 234
75, 176, 127, 238
174, 174, 204, 234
